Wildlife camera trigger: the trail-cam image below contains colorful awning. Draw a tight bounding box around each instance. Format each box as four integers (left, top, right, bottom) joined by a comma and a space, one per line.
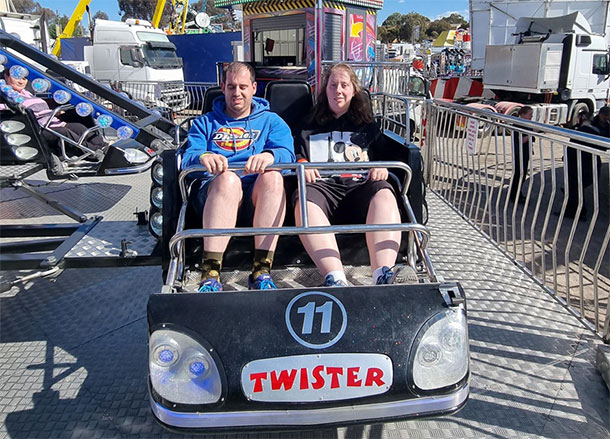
214, 0, 384, 10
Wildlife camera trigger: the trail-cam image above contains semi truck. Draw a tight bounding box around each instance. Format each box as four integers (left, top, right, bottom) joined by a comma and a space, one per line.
468, 0, 610, 125
83, 19, 190, 111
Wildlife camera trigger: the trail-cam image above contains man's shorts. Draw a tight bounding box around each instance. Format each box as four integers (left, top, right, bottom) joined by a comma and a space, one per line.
291, 176, 395, 224
189, 174, 257, 227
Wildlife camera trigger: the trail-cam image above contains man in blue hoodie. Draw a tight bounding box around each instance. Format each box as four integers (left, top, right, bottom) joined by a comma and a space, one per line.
182, 62, 295, 292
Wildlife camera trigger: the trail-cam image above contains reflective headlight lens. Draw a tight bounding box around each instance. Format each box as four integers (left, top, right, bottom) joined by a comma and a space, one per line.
123, 147, 149, 164
151, 186, 163, 208
5, 133, 31, 146
151, 161, 163, 185
12, 146, 38, 160
149, 330, 222, 404
0, 120, 25, 133
149, 210, 162, 238
411, 308, 468, 390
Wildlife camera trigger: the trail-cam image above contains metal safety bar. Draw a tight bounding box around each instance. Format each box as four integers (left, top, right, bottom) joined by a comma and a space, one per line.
424, 98, 610, 340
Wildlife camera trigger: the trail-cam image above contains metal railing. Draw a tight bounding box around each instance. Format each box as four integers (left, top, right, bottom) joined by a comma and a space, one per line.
424, 99, 610, 340
321, 60, 413, 95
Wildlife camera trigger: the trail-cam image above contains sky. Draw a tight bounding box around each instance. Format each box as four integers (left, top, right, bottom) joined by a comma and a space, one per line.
38, 0, 470, 24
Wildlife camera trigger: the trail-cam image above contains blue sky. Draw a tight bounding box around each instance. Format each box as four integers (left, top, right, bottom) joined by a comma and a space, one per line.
40, 0, 470, 24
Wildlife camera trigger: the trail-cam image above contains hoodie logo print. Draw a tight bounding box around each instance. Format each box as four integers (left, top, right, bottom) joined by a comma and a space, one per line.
212, 127, 261, 151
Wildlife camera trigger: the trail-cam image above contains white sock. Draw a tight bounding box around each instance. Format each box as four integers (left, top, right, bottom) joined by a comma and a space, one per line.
325, 270, 347, 284
373, 266, 389, 284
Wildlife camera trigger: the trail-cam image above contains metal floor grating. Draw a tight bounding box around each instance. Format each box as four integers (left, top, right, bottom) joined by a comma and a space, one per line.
0, 170, 608, 438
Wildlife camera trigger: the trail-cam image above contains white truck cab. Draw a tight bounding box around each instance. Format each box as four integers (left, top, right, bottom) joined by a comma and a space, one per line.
84, 19, 189, 111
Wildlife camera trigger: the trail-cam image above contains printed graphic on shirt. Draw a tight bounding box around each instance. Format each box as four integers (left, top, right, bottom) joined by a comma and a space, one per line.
308, 131, 369, 163
212, 127, 261, 151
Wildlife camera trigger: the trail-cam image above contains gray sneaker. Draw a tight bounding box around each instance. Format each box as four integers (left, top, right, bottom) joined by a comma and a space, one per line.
376, 265, 419, 285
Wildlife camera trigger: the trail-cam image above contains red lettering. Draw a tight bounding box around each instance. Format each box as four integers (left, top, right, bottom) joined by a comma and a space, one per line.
270, 369, 297, 391
365, 368, 385, 387
347, 367, 362, 387
299, 367, 309, 390
250, 372, 267, 393
326, 367, 343, 389
311, 365, 325, 389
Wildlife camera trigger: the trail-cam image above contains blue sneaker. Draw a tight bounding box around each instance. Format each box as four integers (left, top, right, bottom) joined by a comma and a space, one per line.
376, 266, 395, 285
323, 274, 348, 287
248, 273, 277, 290
198, 277, 223, 292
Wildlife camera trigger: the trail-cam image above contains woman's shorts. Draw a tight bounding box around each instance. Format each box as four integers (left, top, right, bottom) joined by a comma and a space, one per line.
291, 176, 395, 224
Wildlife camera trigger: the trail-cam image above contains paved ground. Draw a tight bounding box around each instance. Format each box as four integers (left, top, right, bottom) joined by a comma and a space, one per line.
0, 171, 609, 438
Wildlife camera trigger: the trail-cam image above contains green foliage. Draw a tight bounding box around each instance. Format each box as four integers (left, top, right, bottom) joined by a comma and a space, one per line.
378, 11, 468, 43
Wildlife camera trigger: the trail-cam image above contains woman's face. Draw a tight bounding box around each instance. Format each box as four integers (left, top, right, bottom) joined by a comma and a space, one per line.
326, 68, 355, 118
5, 73, 28, 92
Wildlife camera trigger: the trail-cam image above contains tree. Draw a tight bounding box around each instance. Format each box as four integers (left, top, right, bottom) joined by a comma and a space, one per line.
378, 12, 429, 43
426, 13, 469, 39
118, 0, 159, 23
12, 0, 56, 20
92, 11, 109, 21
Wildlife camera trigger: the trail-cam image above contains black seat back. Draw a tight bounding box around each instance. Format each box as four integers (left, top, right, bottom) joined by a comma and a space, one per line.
202, 86, 223, 115
264, 80, 313, 134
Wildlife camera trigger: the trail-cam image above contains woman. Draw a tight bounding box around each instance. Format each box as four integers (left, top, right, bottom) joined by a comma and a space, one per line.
293, 63, 405, 287
2, 69, 107, 158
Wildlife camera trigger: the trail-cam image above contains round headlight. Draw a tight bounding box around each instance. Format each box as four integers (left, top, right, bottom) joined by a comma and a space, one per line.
117, 126, 134, 140
149, 210, 163, 238
5, 133, 31, 146
0, 120, 25, 133
149, 329, 223, 405
12, 146, 39, 160
151, 186, 163, 209
411, 308, 469, 391
151, 161, 163, 185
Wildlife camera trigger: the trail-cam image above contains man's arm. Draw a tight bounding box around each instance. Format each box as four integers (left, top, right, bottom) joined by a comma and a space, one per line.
181, 117, 211, 169
261, 114, 296, 164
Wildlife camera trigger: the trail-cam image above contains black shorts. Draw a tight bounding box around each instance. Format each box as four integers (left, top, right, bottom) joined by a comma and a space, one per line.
291, 176, 395, 224
189, 174, 257, 227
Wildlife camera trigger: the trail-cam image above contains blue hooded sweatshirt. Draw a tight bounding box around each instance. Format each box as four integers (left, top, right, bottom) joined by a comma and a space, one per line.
181, 96, 295, 170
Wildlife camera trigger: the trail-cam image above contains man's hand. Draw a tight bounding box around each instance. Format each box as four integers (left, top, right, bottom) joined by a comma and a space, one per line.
200, 153, 228, 174
304, 168, 320, 183
244, 152, 274, 174
367, 167, 388, 181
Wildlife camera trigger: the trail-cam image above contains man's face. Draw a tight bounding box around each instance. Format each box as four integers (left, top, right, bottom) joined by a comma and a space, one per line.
599, 112, 610, 125
221, 68, 256, 119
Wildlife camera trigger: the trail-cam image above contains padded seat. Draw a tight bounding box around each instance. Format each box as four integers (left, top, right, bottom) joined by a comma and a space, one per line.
264, 80, 313, 134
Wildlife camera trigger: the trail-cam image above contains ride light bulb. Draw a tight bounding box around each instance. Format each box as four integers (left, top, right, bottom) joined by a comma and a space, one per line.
53, 89, 71, 104
417, 342, 442, 367
117, 126, 133, 139
9, 65, 28, 79
153, 344, 178, 367
96, 114, 113, 128
76, 102, 93, 117
31, 78, 51, 93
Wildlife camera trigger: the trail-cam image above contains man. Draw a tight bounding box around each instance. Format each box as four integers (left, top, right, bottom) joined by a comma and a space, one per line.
592, 105, 609, 138
182, 62, 295, 292
508, 105, 534, 202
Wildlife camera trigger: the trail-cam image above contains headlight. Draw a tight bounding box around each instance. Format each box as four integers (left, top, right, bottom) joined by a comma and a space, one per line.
5, 133, 31, 146
150, 186, 163, 209
149, 208, 162, 238
151, 160, 163, 184
411, 308, 468, 391
123, 148, 149, 164
0, 120, 25, 133
149, 329, 222, 404
12, 146, 38, 160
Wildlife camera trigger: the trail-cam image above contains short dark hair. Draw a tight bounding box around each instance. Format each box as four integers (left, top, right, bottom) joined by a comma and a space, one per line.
599, 106, 610, 116
518, 105, 533, 116
221, 62, 255, 84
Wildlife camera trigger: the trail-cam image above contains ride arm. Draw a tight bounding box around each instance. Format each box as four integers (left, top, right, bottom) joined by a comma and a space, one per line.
52, 0, 92, 57
152, 0, 166, 28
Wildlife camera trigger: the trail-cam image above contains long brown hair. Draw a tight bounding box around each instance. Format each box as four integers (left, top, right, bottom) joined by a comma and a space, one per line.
310, 63, 373, 126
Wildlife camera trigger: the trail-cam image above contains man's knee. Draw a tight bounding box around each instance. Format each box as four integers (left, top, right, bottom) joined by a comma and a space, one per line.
208, 171, 242, 197
255, 171, 284, 194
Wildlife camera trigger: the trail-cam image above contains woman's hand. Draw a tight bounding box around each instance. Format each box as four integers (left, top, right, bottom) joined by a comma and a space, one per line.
368, 167, 388, 181
305, 168, 320, 183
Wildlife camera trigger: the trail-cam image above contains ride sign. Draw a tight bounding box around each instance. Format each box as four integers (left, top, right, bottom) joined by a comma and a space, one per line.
241, 353, 393, 402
